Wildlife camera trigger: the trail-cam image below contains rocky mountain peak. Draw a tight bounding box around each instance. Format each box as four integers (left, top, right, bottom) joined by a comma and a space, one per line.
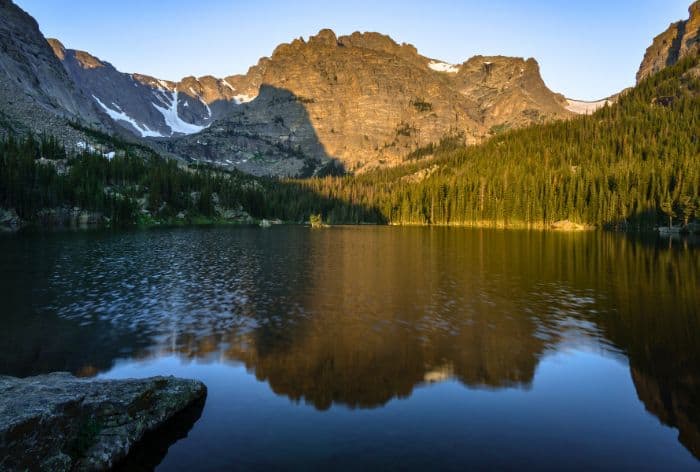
637, 1, 700, 82
339, 31, 424, 68
48, 39, 105, 70
691, 0, 700, 16
164, 29, 572, 176
72, 50, 105, 69
47, 38, 65, 60
309, 28, 338, 47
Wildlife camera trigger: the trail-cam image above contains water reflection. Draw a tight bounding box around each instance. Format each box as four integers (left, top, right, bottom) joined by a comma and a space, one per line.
0, 227, 698, 464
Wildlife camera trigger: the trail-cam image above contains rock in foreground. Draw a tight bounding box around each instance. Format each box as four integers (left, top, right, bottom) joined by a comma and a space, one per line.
0, 373, 206, 471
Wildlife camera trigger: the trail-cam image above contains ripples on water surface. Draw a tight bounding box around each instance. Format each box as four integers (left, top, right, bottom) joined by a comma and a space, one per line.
1, 227, 698, 470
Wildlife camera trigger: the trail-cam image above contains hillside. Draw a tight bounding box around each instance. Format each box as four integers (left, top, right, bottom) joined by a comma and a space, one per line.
0, 0, 115, 147
0, 1, 698, 231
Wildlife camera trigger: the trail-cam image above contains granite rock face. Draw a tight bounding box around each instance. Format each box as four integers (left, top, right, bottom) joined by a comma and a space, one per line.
0, 373, 206, 471
0, 0, 112, 145
637, 1, 700, 83
165, 30, 572, 175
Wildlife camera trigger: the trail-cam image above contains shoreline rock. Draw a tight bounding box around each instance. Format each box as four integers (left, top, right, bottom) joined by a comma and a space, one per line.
0, 208, 21, 232
0, 373, 206, 471
550, 220, 596, 232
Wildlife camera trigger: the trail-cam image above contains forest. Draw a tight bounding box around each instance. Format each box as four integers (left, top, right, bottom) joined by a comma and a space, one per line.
0, 55, 698, 230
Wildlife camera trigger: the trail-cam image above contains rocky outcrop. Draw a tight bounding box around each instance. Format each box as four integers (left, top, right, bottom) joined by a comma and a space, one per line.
0, 208, 21, 232
637, 1, 700, 82
447, 55, 570, 129
0, 373, 206, 471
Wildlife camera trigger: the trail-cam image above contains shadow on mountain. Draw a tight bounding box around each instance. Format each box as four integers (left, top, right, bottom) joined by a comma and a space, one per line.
164, 85, 346, 178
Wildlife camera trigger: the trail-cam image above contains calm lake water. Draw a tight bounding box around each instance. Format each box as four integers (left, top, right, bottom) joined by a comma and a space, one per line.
1, 226, 699, 470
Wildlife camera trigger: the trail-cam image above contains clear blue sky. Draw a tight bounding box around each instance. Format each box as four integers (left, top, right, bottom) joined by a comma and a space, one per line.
16, 0, 692, 100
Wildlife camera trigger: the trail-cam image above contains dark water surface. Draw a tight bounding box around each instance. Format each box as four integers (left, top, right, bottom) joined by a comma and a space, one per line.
1, 226, 699, 470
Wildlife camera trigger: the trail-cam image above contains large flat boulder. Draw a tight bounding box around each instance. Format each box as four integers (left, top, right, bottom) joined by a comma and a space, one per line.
0, 373, 206, 471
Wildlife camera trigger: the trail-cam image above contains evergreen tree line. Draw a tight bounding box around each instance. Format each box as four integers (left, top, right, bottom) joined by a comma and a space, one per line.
0, 135, 269, 227
0, 134, 381, 227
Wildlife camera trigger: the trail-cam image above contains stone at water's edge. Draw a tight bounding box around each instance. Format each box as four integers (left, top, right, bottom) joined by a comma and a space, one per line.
0, 373, 207, 471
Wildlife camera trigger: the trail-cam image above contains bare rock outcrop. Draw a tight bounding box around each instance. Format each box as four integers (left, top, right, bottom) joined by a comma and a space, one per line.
0, 373, 206, 471
637, 1, 700, 82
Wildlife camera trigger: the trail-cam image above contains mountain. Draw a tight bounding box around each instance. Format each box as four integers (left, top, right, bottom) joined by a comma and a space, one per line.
0, 0, 593, 177
1, 1, 698, 232
165, 30, 574, 176
0, 0, 113, 146
637, 0, 700, 82
46, 26, 575, 177
47, 38, 249, 139
276, 47, 700, 229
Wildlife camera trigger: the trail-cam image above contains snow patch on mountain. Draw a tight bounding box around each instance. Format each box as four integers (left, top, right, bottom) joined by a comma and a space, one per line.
92, 95, 163, 138
201, 99, 212, 118
566, 99, 610, 115
152, 91, 209, 135
428, 61, 460, 74
233, 93, 256, 104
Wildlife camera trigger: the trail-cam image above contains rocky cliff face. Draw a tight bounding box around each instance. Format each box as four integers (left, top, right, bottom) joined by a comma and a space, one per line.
0, 0, 110, 145
4, 0, 576, 177
49, 26, 573, 176
165, 29, 572, 175
637, 1, 700, 82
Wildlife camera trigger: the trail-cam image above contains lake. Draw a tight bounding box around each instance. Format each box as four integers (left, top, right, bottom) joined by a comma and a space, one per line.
1, 226, 698, 470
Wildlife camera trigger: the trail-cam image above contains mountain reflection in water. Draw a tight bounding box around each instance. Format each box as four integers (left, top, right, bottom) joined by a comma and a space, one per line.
0, 227, 698, 467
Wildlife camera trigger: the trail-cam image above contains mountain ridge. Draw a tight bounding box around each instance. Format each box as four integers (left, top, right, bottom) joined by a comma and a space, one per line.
2, 0, 693, 179
45, 25, 576, 176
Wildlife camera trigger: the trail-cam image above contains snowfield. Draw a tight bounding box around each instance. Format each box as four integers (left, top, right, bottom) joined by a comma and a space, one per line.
233, 93, 256, 104
92, 95, 163, 138
566, 99, 611, 115
152, 91, 209, 135
428, 61, 460, 74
